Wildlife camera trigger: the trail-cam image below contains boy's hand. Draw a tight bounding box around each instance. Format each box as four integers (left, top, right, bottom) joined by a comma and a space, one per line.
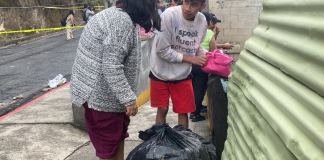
183, 55, 207, 66
126, 103, 138, 116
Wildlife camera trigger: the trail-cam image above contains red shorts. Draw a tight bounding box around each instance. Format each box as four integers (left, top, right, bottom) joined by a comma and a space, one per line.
83, 103, 130, 159
150, 79, 195, 113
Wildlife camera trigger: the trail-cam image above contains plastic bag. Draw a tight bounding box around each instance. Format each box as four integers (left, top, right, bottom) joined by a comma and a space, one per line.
139, 27, 154, 40
48, 74, 66, 88
201, 50, 233, 78
127, 124, 217, 160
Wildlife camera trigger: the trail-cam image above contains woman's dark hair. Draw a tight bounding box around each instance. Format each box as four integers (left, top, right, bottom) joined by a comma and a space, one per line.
121, 0, 161, 32
210, 16, 218, 25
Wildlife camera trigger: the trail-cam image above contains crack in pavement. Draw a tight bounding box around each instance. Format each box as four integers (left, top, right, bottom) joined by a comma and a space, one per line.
63, 141, 91, 160
61, 139, 143, 160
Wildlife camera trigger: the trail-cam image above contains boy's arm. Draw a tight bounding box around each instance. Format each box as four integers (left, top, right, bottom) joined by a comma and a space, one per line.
183, 54, 207, 66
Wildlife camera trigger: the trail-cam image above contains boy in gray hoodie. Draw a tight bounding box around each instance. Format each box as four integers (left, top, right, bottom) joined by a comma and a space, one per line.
150, 0, 208, 128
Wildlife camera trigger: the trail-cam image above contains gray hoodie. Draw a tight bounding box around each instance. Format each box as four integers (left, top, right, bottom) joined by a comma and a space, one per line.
150, 6, 207, 81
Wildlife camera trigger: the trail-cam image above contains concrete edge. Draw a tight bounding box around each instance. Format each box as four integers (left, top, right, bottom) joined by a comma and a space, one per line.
0, 74, 71, 117
0, 83, 70, 121
0, 30, 63, 48
136, 88, 150, 108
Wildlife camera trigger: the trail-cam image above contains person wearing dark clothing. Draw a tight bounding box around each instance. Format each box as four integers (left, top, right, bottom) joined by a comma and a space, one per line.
190, 12, 213, 122
191, 64, 209, 122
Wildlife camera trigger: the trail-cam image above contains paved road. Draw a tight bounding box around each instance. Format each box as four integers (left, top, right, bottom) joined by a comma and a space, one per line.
0, 29, 82, 111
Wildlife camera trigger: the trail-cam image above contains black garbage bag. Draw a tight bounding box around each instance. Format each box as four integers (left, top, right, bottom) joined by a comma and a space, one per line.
127, 124, 217, 160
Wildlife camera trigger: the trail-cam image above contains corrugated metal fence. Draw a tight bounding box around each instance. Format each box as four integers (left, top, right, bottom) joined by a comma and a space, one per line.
223, 0, 324, 159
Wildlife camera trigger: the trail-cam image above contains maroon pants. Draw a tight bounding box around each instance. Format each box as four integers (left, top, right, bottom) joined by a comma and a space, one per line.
84, 103, 130, 159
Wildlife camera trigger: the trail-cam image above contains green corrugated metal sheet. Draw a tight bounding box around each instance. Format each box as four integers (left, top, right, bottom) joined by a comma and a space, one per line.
223, 0, 324, 159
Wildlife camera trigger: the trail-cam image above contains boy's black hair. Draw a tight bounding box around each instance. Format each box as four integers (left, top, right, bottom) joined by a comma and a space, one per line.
177, 0, 206, 5
122, 0, 161, 32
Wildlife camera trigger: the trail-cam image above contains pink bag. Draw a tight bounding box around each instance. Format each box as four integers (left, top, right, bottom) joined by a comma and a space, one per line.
139, 27, 154, 40
201, 50, 233, 78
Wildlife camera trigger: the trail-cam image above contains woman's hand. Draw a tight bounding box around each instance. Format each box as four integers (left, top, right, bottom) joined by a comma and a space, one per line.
126, 103, 138, 116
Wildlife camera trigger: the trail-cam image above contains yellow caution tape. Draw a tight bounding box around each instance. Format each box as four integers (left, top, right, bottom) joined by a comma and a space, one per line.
0, 5, 104, 10
0, 26, 84, 35
43, 6, 104, 10
44, 6, 83, 10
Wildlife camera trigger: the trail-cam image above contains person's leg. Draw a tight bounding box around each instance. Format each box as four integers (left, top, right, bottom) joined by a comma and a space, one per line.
84, 104, 129, 160
192, 75, 208, 122
156, 107, 169, 124
67, 28, 72, 40
150, 79, 170, 125
95, 132, 126, 160
117, 141, 125, 160
192, 74, 203, 115
191, 66, 209, 122
106, 140, 124, 160
71, 29, 74, 39
178, 113, 189, 128
192, 68, 208, 115
170, 80, 195, 128
200, 82, 209, 115
66, 29, 69, 40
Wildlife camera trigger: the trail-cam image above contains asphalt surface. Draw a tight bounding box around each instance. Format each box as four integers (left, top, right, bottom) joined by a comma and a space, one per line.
0, 29, 82, 114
